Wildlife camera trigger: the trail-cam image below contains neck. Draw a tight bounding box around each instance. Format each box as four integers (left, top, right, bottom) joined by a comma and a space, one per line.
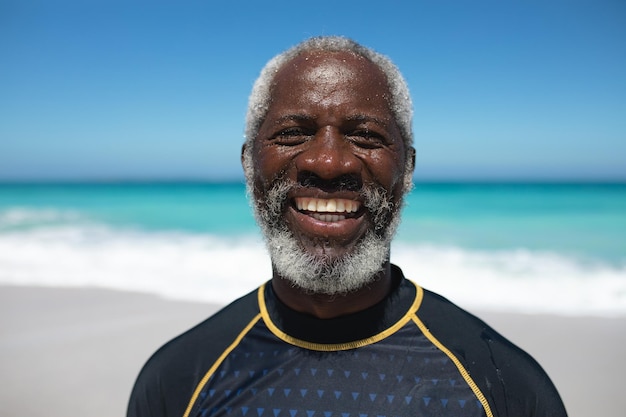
271, 262, 394, 319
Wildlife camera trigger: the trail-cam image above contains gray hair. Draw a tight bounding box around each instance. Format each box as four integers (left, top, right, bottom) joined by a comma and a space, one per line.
243, 36, 413, 183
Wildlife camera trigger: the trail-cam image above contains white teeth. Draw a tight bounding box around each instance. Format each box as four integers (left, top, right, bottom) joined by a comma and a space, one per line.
295, 197, 360, 214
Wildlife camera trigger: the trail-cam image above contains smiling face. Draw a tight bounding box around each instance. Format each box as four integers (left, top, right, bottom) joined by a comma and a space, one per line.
247, 50, 412, 294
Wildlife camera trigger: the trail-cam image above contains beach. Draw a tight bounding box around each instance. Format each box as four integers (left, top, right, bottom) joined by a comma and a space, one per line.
1, 285, 624, 417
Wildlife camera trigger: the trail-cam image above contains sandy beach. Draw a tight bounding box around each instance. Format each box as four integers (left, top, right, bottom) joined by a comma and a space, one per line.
1, 285, 624, 417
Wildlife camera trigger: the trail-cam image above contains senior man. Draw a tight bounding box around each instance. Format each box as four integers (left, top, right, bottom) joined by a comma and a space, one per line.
128, 36, 567, 417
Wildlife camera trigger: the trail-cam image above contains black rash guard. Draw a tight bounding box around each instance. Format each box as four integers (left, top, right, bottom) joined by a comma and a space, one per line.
128, 265, 567, 417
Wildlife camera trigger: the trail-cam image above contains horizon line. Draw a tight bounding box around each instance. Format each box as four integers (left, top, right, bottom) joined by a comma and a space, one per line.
1, 177, 625, 186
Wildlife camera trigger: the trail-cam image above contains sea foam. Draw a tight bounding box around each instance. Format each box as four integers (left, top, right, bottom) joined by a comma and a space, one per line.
1, 218, 625, 317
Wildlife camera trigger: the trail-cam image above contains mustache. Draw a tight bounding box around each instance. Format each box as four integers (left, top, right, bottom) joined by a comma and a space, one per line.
298, 172, 362, 193
258, 175, 395, 234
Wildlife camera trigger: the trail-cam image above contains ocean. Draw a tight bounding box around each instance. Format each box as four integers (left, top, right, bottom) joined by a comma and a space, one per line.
1, 182, 625, 317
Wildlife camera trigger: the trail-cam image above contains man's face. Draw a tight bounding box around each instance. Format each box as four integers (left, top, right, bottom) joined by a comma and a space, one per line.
247, 51, 411, 294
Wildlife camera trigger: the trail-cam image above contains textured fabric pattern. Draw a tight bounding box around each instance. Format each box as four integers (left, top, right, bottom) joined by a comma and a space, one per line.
127, 266, 567, 417
190, 320, 485, 417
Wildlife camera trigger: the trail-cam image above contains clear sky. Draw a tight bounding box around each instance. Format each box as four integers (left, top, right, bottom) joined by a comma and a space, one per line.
1, 0, 625, 181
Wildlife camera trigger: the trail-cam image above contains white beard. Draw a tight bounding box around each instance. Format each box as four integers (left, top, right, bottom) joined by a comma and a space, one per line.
250, 178, 403, 295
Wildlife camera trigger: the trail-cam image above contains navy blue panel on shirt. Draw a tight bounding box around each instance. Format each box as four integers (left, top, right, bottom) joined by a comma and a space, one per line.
127, 265, 567, 417
190, 318, 486, 417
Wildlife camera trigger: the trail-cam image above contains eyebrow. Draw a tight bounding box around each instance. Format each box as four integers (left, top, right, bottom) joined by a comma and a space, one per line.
273, 114, 389, 126
345, 114, 389, 126
273, 114, 315, 125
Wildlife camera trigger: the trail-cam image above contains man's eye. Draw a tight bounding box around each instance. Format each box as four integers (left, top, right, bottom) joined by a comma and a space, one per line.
273, 128, 312, 145
347, 130, 386, 149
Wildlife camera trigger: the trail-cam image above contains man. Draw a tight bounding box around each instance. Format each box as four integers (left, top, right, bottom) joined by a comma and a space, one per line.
128, 36, 567, 417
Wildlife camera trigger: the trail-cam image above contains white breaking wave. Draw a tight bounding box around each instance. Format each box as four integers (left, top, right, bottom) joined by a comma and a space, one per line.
1, 223, 625, 317
0, 224, 268, 303
392, 245, 626, 317
0, 207, 86, 229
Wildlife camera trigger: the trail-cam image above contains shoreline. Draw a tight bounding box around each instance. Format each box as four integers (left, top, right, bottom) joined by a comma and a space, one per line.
1, 285, 624, 417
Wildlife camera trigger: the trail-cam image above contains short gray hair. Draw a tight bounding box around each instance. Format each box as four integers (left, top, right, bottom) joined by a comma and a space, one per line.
243, 36, 413, 182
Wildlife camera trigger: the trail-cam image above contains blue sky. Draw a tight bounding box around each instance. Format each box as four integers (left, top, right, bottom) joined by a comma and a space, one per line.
1, 0, 625, 181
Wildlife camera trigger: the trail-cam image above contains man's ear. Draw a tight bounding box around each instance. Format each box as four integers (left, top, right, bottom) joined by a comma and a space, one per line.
241, 143, 247, 168
408, 146, 416, 173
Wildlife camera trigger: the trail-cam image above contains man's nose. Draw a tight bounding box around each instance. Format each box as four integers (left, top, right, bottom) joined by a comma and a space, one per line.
295, 126, 361, 181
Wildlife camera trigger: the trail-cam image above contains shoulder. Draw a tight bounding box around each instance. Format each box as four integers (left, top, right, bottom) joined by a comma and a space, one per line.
417, 287, 536, 368
147, 287, 260, 371
127, 287, 261, 417
417, 288, 543, 380
415, 286, 567, 416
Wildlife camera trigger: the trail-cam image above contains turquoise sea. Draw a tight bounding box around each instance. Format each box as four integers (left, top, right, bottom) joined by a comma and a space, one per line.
1, 182, 625, 316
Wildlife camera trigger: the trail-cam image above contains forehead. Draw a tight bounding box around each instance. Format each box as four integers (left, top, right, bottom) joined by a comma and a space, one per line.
269, 50, 392, 106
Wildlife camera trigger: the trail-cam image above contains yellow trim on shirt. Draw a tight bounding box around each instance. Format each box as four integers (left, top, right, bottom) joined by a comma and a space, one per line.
411, 314, 494, 417
259, 281, 424, 351
182, 313, 262, 417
